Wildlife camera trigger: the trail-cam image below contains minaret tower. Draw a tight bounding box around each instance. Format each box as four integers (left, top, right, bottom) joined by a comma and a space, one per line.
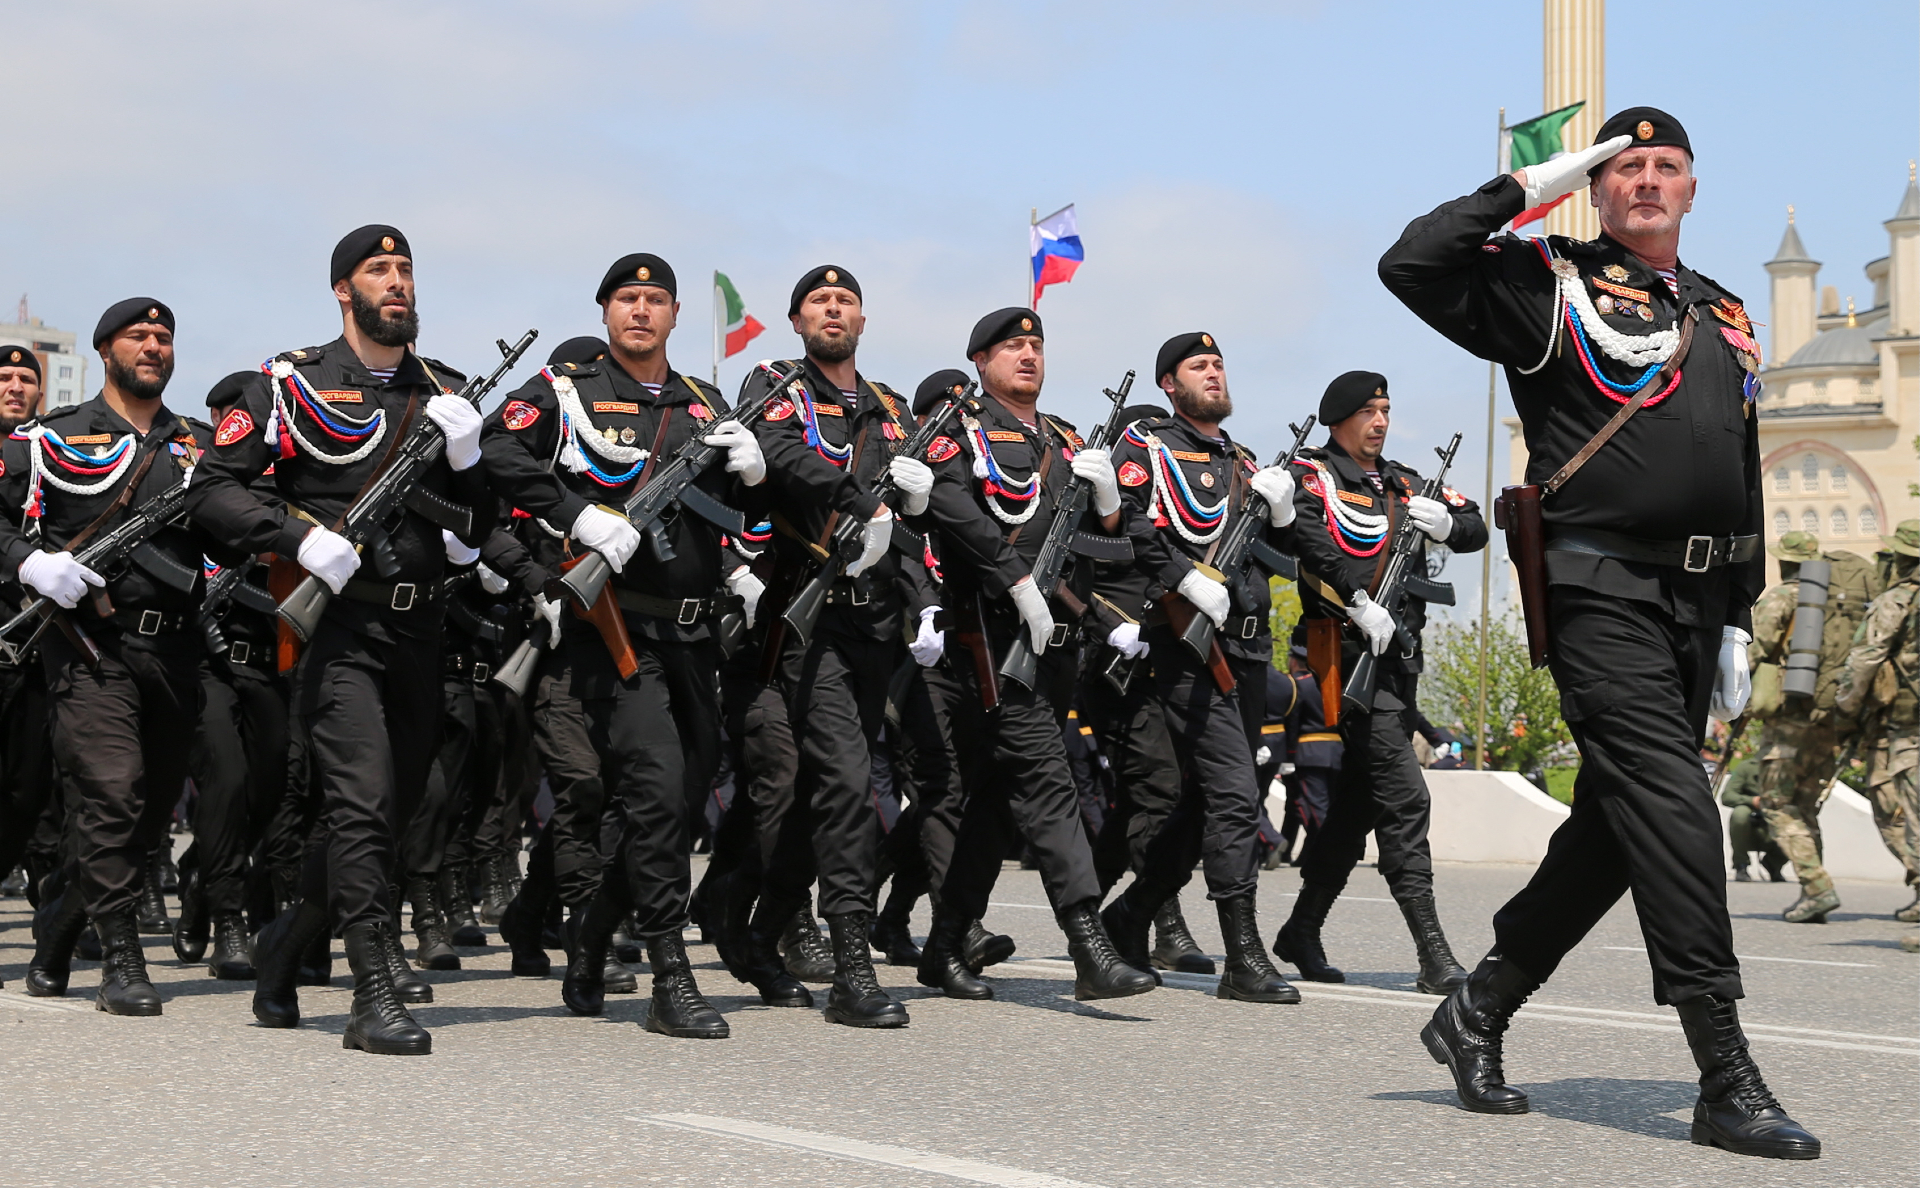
1765, 205, 1819, 366
1543, 0, 1604, 241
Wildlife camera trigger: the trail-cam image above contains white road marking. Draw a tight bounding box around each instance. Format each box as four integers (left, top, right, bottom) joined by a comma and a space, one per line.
986, 901, 1055, 910
634, 1113, 1104, 1188
0, 992, 92, 1014
1602, 944, 1878, 969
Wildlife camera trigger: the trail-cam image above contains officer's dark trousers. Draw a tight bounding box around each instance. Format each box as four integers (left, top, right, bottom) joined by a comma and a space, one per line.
1492, 588, 1739, 1004
895, 661, 969, 898
441, 676, 509, 875
527, 652, 606, 909
402, 668, 476, 877
188, 659, 288, 914
0, 660, 53, 879
1077, 645, 1182, 894
45, 628, 200, 917
1297, 670, 1433, 904
723, 661, 802, 889
469, 684, 530, 870
939, 633, 1099, 920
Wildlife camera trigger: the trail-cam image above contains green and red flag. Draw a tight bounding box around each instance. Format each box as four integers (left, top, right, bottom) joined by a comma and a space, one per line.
714, 271, 765, 357
1501, 101, 1585, 229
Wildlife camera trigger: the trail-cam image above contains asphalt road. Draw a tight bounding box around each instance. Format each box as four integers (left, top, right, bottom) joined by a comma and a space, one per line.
2, 858, 1913, 1188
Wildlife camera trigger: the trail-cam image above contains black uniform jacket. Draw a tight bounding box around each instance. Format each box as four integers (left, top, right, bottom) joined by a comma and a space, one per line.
186, 336, 488, 642
479, 354, 742, 644
1271, 667, 1341, 768
1378, 173, 1765, 632
0, 394, 215, 624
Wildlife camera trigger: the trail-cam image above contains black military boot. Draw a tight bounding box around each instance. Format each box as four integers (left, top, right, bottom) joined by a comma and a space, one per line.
440, 865, 485, 947
1216, 895, 1300, 1003
406, 876, 461, 971
298, 916, 332, 985
1058, 899, 1157, 1001
613, 914, 643, 965
778, 899, 836, 984
158, 849, 180, 893
497, 886, 554, 977
742, 899, 814, 1007
251, 899, 329, 1028
962, 918, 1016, 973
25, 885, 89, 997
644, 932, 729, 1039
1421, 949, 1540, 1114
823, 910, 909, 1028
76, 923, 103, 960
0, 865, 25, 896
1674, 995, 1821, 1159
207, 912, 256, 979
478, 853, 513, 925
171, 856, 209, 964
560, 899, 618, 1017
868, 893, 922, 966
136, 854, 170, 935
1273, 884, 1345, 983
1098, 888, 1162, 983
710, 868, 758, 980
1153, 898, 1217, 975
916, 906, 992, 1000
380, 890, 433, 1004
341, 922, 432, 1056
1399, 895, 1468, 994
95, 906, 163, 1016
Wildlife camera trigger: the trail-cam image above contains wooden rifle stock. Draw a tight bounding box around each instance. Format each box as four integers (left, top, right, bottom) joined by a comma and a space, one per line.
950, 595, 1000, 711
755, 557, 803, 687
1494, 485, 1550, 669
267, 554, 304, 673
1157, 592, 1235, 695
1306, 617, 1343, 728
559, 552, 637, 680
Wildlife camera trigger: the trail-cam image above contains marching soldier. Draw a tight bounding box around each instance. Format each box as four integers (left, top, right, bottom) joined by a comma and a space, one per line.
0, 345, 56, 916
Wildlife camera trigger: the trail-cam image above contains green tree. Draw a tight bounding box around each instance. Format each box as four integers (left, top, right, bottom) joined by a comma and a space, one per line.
1269, 577, 1301, 666
1419, 609, 1575, 773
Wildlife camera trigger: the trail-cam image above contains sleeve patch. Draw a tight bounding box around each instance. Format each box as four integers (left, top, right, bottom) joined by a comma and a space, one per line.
764, 397, 796, 422
213, 408, 255, 447
925, 436, 960, 463
1117, 460, 1149, 487
1441, 486, 1468, 508
501, 400, 541, 430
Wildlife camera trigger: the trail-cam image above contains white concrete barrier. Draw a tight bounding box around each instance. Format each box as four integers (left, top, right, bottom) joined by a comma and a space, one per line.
1717, 783, 1907, 885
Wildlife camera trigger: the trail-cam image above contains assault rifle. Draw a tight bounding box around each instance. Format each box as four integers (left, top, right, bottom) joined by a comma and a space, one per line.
199, 560, 277, 657
1341, 431, 1461, 714
277, 330, 539, 642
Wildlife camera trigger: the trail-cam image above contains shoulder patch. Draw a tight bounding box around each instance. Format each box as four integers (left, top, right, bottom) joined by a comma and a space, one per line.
316, 389, 362, 404
764, 397, 796, 422
501, 400, 541, 431
1336, 489, 1374, 508
986, 430, 1025, 443
592, 401, 640, 415
1170, 449, 1210, 463
64, 434, 111, 445
926, 436, 960, 463
1117, 460, 1149, 487
812, 402, 844, 416
1441, 486, 1467, 508
214, 408, 255, 447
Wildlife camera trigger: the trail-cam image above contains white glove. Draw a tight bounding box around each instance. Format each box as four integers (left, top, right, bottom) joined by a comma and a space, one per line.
1009, 574, 1055, 653
726, 564, 764, 629
846, 505, 892, 578
1518, 134, 1632, 209
1280, 762, 1297, 776
477, 562, 510, 595
1710, 626, 1753, 723
909, 605, 945, 667
296, 526, 361, 595
889, 456, 934, 517
531, 592, 562, 647
17, 550, 104, 609
1345, 589, 1394, 656
1177, 567, 1230, 629
1406, 495, 1452, 544
705, 420, 766, 487
1250, 465, 1296, 527
1106, 619, 1150, 660
442, 528, 481, 566
1070, 447, 1121, 518
1254, 745, 1272, 766
426, 394, 483, 471
571, 504, 641, 574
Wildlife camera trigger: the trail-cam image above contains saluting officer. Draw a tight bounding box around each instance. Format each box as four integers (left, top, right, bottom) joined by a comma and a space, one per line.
1381, 108, 1819, 1158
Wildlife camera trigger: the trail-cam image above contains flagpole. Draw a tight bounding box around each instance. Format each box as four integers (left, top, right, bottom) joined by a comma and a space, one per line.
1475, 108, 1504, 772
712, 272, 721, 387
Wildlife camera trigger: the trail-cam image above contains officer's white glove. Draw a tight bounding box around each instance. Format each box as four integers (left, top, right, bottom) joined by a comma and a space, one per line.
1009, 574, 1055, 653
571, 504, 641, 574
909, 605, 945, 667
18, 550, 104, 609
1070, 447, 1122, 518
726, 564, 764, 629
888, 456, 934, 517
1254, 745, 1272, 767
1406, 495, 1453, 544
1106, 619, 1150, 660
846, 505, 892, 578
477, 562, 510, 595
425, 394, 484, 471
296, 526, 361, 595
442, 528, 481, 566
1280, 761, 1297, 776
1518, 134, 1633, 209
705, 420, 766, 487
1177, 567, 1230, 629
1250, 465, 1296, 527
1346, 589, 1394, 656
1710, 626, 1753, 722
531, 592, 562, 647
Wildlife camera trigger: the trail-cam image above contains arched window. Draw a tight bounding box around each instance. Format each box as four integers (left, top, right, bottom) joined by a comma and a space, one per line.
1801, 508, 1820, 533
1831, 508, 1849, 536
1773, 509, 1791, 536
1773, 468, 1790, 493
1801, 454, 1820, 491
1831, 467, 1848, 491
1860, 507, 1879, 535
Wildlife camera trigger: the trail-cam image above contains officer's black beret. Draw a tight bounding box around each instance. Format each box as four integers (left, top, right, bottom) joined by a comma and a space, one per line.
547, 336, 608, 367
966, 307, 1043, 359
1119, 402, 1171, 424
330, 224, 411, 285
0, 344, 40, 379
1593, 106, 1691, 165
206, 369, 257, 411
93, 297, 175, 348
913, 368, 971, 418
1155, 331, 1222, 383
788, 265, 861, 317
597, 253, 677, 304
1318, 370, 1388, 427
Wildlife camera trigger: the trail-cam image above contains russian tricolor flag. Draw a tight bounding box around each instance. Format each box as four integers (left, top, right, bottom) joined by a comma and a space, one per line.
1030, 204, 1083, 305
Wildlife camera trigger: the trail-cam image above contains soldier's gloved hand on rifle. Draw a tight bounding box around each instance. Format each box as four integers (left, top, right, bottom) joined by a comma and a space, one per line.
442, 528, 481, 566
571, 504, 640, 573
909, 605, 945, 666
17, 550, 104, 609
297, 526, 361, 595
1009, 574, 1055, 653
888, 456, 934, 517
1406, 495, 1453, 543
1250, 465, 1296, 526
477, 563, 510, 595
1346, 589, 1394, 655
1515, 134, 1632, 209
1254, 745, 1272, 766
846, 505, 893, 578
425, 394, 484, 471
726, 564, 764, 629
1069, 447, 1121, 518
531, 592, 563, 647
1177, 567, 1231, 628
705, 420, 766, 487
1107, 619, 1150, 660
1710, 625, 1753, 722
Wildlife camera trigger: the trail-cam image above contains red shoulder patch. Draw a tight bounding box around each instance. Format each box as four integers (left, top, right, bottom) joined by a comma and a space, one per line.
1302, 475, 1322, 496
1441, 485, 1468, 508
1117, 460, 1148, 487
764, 397, 796, 422
213, 408, 254, 447
925, 436, 960, 463
501, 400, 541, 431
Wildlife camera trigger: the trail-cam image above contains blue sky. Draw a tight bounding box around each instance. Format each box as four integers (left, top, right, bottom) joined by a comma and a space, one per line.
5, 1, 1913, 610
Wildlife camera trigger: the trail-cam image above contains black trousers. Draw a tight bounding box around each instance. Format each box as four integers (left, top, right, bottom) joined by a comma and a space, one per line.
1077, 647, 1183, 894
894, 661, 969, 899
441, 676, 512, 872
0, 660, 54, 879
186, 659, 289, 913
1493, 589, 1738, 1004
401, 669, 476, 878
1296, 663, 1433, 904
44, 628, 201, 917
527, 651, 606, 909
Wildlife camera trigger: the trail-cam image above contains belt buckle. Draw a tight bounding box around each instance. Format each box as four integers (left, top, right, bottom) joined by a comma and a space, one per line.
229, 641, 251, 665
1682, 535, 1714, 573
1048, 623, 1070, 648
849, 585, 871, 607
390, 583, 417, 611
472, 662, 490, 684
677, 598, 701, 626
137, 609, 163, 636
1239, 616, 1259, 640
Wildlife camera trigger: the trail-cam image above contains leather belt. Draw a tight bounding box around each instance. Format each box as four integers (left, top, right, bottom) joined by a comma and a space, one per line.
823, 581, 873, 607
340, 579, 443, 612
614, 589, 721, 625
1546, 527, 1760, 574
223, 638, 275, 669
1230, 613, 1263, 640
111, 608, 191, 636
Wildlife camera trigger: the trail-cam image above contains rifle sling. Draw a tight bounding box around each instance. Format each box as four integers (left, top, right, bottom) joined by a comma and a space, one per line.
1543, 306, 1699, 495
330, 393, 418, 533
63, 439, 167, 556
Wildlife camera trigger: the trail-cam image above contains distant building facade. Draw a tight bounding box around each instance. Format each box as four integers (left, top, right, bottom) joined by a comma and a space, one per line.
0, 302, 87, 412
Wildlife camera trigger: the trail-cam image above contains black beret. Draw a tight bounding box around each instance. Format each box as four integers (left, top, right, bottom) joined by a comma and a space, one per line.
1155, 331, 1222, 383
597, 253, 676, 303
206, 369, 257, 411
913, 368, 971, 418
1318, 370, 1388, 427
547, 336, 608, 367
788, 265, 861, 317
93, 297, 175, 348
1592, 106, 1691, 164
1119, 402, 1171, 424
966, 307, 1043, 359
0, 344, 40, 380
330, 224, 411, 285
